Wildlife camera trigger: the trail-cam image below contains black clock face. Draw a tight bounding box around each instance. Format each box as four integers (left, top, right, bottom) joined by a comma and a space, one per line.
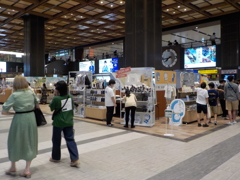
162, 49, 177, 68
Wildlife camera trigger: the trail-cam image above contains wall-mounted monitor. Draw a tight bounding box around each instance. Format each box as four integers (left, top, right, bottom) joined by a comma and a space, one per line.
99, 58, 118, 73
184, 45, 216, 69
0, 62, 6, 72
79, 61, 95, 74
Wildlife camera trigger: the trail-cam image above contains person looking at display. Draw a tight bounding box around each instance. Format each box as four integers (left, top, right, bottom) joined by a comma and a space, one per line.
40, 83, 48, 104
88, 61, 95, 74
102, 60, 109, 73
49, 81, 80, 167
105, 79, 116, 127
2, 75, 39, 178
208, 83, 219, 125
224, 76, 239, 125
195, 82, 209, 127
217, 80, 229, 119
123, 89, 137, 128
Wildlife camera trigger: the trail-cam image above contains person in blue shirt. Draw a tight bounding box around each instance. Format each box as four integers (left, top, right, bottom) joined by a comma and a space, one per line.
88, 61, 95, 73
102, 61, 109, 73
208, 82, 219, 125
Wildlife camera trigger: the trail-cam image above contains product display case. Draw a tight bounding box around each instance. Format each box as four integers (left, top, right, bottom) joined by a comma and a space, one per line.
117, 68, 156, 127
68, 71, 92, 118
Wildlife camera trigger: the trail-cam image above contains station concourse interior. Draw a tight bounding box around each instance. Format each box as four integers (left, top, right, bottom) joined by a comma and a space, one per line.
0, 0, 240, 180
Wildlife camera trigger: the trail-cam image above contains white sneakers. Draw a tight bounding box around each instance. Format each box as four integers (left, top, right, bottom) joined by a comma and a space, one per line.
226, 121, 237, 125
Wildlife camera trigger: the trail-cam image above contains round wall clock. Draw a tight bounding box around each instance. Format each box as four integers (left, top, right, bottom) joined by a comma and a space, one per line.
162, 49, 178, 68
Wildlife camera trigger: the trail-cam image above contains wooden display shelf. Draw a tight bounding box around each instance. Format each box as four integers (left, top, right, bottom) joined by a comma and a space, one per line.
85, 107, 106, 120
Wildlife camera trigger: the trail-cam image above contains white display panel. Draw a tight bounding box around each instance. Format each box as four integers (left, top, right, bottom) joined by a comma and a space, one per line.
0, 62, 6, 72
79, 61, 95, 73
184, 45, 216, 68
99, 58, 118, 73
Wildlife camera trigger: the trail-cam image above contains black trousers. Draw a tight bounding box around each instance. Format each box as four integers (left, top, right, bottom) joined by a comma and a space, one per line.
238, 100, 240, 116
106, 106, 114, 125
220, 99, 228, 117
125, 106, 136, 126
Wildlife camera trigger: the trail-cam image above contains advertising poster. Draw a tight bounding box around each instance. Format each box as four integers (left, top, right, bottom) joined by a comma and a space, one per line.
184, 45, 216, 68
0, 62, 6, 72
155, 70, 176, 91
99, 58, 118, 73
79, 61, 95, 74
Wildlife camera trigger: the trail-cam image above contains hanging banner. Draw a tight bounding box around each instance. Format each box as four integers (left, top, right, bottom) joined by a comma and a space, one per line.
116, 73, 127, 78
117, 67, 131, 74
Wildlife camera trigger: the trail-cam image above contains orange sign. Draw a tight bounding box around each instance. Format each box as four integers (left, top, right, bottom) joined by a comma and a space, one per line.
117, 67, 131, 74
116, 74, 127, 78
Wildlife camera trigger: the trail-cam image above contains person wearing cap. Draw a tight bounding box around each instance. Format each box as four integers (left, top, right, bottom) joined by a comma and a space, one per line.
105, 79, 116, 127
49, 81, 80, 167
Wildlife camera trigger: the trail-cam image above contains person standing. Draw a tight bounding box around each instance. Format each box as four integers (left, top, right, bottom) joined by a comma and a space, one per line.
2, 75, 39, 178
49, 81, 80, 167
123, 89, 137, 128
217, 79, 228, 119
237, 79, 240, 116
224, 76, 239, 125
105, 79, 116, 127
195, 82, 209, 127
208, 83, 219, 125
40, 83, 48, 104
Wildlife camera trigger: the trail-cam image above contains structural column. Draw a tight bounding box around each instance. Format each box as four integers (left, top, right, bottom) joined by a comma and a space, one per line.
124, 0, 162, 69
221, 12, 240, 71
23, 15, 45, 76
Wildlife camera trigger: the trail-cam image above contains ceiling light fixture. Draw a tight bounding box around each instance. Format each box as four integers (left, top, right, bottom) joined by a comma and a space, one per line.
101, 1, 103, 4
173, 12, 175, 14
71, 13, 73, 15
178, 6, 180, 8
120, 1, 123, 4
184, 9, 187, 11
8, 12, 10, 14
111, 4, 113, 7
166, 9, 169, 11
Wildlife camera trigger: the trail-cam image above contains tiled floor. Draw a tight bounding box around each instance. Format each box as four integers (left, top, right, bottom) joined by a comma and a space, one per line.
0, 104, 240, 179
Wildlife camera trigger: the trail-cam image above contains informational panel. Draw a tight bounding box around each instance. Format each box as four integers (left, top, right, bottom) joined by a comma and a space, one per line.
99, 58, 118, 73
169, 99, 185, 126
155, 70, 176, 91
79, 61, 95, 74
0, 62, 6, 72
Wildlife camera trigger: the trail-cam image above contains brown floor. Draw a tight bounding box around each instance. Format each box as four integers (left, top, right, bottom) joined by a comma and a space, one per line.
40, 105, 234, 142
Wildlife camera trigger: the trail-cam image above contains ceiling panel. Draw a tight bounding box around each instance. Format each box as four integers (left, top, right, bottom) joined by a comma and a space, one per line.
0, 0, 238, 52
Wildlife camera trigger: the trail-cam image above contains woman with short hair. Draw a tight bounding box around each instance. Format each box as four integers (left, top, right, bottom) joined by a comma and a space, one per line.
2, 75, 39, 178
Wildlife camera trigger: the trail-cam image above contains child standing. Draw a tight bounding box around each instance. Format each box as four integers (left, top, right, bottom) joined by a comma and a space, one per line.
208, 82, 219, 125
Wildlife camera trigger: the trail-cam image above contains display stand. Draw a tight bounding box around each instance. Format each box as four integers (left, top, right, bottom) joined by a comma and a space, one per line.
117, 67, 156, 127
68, 71, 92, 118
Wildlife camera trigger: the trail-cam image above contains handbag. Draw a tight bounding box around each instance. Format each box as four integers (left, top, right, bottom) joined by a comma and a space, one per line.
15, 108, 47, 127
34, 108, 47, 126
52, 96, 69, 120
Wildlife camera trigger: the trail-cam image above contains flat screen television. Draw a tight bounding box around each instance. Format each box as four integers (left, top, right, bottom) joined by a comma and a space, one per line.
0, 62, 6, 72
79, 61, 95, 74
99, 58, 118, 73
184, 45, 216, 69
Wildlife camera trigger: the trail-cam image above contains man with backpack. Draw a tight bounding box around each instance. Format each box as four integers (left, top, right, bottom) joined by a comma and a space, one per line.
208, 83, 219, 125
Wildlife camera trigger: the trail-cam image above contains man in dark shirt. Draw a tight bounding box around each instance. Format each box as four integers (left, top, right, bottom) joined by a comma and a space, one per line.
208, 83, 219, 125
217, 79, 228, 119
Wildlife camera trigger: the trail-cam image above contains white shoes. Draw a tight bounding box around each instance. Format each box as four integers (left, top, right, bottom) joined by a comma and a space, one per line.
226, 122, 233, 125
232, 121, 237, 124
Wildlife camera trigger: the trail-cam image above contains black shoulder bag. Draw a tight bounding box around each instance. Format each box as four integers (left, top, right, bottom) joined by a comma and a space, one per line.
52, 96, 69, 120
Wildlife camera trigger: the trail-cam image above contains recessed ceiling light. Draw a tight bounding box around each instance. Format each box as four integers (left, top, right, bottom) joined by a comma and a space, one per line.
196, 27, 198, 29
112, 43, 114, 44
80, 16, 82, 18
166, 9, 169, 11
111, 4, 113, 7
184, 9, 187, 11
173, 12, 175, 14
74, 18, 76, 20
12, 9, 15, 11
64, 16, 66, 18
71, 13, 73, 15
178, 6, 180, 8
8, 12, 10, 14
101, 1, 103, 4
120, 1, 123, 4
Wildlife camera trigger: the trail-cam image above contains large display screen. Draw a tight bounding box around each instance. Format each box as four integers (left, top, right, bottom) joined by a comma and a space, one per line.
79, 61, 95, 74
0, 62, 6, 72
99, 58, 118, 73
184, 45, 216, 69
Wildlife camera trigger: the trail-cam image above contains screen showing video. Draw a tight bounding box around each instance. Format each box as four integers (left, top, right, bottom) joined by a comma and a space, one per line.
79, 61, 95, 74
0, 62, 6, 72
99, 58, 118, 73
184, 45, 216, 68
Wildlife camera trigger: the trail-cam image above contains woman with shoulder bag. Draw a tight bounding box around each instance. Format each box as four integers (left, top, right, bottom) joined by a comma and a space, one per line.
49, 81, 80, 167
123, 89, 137, 128
2, 75, 39, 178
